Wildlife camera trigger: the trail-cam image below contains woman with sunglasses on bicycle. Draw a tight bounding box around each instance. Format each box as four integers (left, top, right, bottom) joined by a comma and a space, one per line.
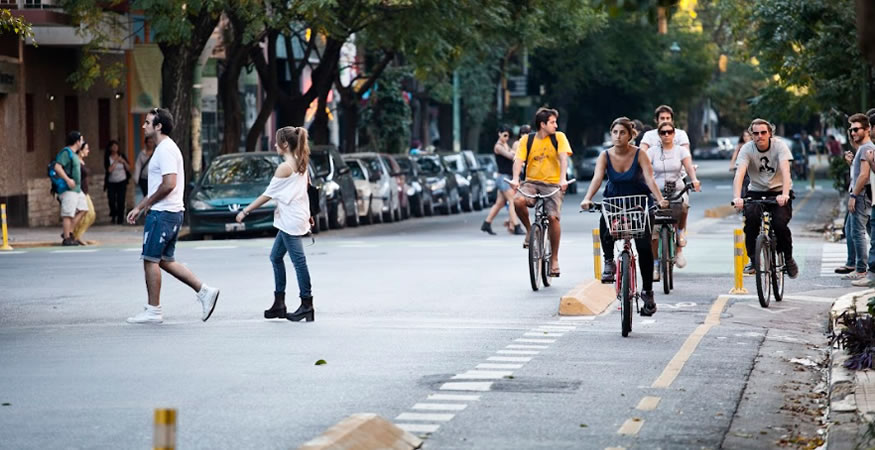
580, 117, 669, 316
646, 121, 701, 279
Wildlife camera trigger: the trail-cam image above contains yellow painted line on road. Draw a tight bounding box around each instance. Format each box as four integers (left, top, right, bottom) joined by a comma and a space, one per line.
635, 396, 661, 411
617, 417, 644, 435
794, 188, 814, 212
651, 296, 728, 389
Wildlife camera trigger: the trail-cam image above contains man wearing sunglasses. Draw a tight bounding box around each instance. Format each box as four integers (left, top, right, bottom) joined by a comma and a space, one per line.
639, 105, 690, 153
845, 114, 875, 286
732, 118, 798, 279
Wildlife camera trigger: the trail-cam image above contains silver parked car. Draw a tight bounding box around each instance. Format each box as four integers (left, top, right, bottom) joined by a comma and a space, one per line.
345, 152, 402, 222
343, 157, 383, 225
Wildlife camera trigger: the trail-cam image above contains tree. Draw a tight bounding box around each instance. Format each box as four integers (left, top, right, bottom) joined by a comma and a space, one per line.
0, 9, 34, 43
358, 66, 411, 153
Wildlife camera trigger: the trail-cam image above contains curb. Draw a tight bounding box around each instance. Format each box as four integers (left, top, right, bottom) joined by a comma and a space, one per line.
299, 413, 422, 450
7, 240, 102, 249
559, 279, 615, 316
703, 204, 736, 218
828, 289, 875, 449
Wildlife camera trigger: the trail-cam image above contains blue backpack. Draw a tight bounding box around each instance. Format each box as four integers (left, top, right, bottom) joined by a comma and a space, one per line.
48, 147, 73, 195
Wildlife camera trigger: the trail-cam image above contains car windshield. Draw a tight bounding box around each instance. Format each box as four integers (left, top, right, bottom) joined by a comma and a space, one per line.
361, 157, 383, 178
443, 154, 465, 173
203, 156, 281, 185
478, 157, 496, 172
348, 160, 366, 180
310, 152, 331, 175
416, 156, 442, 175
395, 157, 414, 175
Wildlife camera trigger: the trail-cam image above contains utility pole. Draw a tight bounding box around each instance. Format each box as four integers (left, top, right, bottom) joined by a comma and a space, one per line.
453, 69, 460, 152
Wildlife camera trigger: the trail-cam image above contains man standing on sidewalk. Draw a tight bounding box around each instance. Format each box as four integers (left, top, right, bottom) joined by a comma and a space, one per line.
846, 113, 875, 287
842, 113, 872, 281
54, 131, 88, 246
125, 107, 219, 324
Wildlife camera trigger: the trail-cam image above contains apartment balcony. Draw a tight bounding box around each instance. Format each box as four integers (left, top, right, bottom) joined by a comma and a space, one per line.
1, 0, 131, 49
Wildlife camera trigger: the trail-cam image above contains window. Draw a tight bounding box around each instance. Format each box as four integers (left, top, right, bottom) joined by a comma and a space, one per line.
98, 98, 110, 150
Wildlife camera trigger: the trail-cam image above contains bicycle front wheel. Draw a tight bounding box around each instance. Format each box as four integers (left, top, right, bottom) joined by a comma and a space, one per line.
620, 251, 632, 337
542, 224, 552, 287
772, 247, 785, 302
660, 226, 671, 295
754, 234, 772, 308
528, 222, 543, 291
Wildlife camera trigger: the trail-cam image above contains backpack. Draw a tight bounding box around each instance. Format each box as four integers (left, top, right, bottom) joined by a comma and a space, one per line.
47, 147, 74, 195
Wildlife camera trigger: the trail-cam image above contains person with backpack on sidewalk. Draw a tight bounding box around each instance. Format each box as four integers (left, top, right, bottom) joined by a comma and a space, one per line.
125, 108, 219, 324
53, 131, 88, 246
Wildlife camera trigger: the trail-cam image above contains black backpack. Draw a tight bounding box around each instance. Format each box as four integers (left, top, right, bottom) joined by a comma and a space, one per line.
522, 132, 560, 178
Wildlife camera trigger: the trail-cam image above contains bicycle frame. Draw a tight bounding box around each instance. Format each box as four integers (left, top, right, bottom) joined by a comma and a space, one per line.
613, 239, 639, 306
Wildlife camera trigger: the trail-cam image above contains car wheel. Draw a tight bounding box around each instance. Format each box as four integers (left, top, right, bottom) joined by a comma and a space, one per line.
329, 201, 347, 229
462, 193, 473, 212
473, 187, 483, 211
347, 197, 359, 228
415, 196, 425, 218
383, 204, 394, 223
362, 196, 373, 225
426, 196, 435, 216
451, 190, 461, 214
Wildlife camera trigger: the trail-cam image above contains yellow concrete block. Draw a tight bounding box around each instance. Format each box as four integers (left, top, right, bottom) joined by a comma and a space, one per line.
299, 413, 422, 450
559, 279, 616, 316
704, 204, 737, 218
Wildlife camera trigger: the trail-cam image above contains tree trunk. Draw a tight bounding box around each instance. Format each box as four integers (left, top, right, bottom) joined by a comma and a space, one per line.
857, 0, 875, 66
159, 10, 219, 183
438, 102, 453, 150
218, 13, 248, 155
339, 96, 359, 153
310, 89, 331, 145
247, 31, 279, 153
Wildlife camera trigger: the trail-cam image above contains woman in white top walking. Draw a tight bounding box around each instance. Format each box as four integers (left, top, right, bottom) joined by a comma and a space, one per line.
646, 121, 701, 277
236, 126, 315, 322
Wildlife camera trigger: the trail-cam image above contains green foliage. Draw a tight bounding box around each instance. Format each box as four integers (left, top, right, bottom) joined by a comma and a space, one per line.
706, 61, 767, 133
359, 67, 412, 154
530, 14, 714, 143
828, 154, 851, 194
0, 9, 34, 43
738, 0, 866, 121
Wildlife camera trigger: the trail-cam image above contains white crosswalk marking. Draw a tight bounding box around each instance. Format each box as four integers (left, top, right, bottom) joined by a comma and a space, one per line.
820, 243, 847, 277
396, 423, 440, 433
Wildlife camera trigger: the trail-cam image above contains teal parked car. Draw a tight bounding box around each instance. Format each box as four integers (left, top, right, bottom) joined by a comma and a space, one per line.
188, 152, 284, 238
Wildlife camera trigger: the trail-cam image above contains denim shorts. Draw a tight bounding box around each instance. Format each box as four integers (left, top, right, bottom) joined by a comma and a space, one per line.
141, 210, 184, 262
496, 173, 511, 192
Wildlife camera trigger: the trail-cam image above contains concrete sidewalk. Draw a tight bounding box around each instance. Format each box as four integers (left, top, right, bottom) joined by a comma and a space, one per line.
828, 288, 875, 449
2, 224, 167, 248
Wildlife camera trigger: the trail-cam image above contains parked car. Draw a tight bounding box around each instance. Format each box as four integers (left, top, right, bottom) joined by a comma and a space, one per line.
577, 145, 603, 181
382, 154, 412, 220
476, 154, 498, 203
394, 154, 435, 217
440, 151, 484, 212
414, 154, 461, 214
717, 136, 739, 158
461, 150, 489, 209
310, 145, 359, 229
343, 157, 382, 224
307, 162, 329, 234
188, 152, 282, 238
692, 140, 723, 160
346, 152, 402, 222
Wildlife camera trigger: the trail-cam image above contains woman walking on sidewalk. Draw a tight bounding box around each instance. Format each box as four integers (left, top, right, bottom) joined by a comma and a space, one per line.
235, 126, 315, 322
104, 140, 130, 224
481, 125, 524, 235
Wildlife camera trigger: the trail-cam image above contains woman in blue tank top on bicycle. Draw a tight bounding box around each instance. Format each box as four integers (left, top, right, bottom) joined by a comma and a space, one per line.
580, 117, 668, 316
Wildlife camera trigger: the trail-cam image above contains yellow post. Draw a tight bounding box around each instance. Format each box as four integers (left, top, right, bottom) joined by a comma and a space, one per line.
1, 204, 12, 251
730, 228, 748, 294
153, 408, 176, 450
592, 228, 601, 280
742, 237, 749, 266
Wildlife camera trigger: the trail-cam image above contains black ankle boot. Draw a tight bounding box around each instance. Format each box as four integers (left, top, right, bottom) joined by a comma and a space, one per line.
481, 221, 496, 235
286, 296, 314, 322
264, 292, 286, 319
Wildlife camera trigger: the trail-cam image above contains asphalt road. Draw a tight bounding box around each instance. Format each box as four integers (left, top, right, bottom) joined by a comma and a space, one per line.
0, 160, 856, 449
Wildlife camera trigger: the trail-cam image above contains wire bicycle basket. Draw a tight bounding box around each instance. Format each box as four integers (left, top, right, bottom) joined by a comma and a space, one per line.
601, 194, 650, 239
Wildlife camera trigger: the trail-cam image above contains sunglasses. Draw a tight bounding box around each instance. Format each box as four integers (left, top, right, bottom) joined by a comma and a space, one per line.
849, 127, 866, 134
751, 130, 769, 136
658, 129, 674, 136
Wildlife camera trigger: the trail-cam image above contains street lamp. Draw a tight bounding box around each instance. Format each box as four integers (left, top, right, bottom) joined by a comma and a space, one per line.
669, 42, 681, 55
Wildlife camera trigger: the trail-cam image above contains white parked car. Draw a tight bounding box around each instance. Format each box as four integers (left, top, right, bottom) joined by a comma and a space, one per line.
343, 157, 383, 225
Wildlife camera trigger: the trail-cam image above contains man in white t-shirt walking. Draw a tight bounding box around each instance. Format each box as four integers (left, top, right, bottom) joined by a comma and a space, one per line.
639, 105, 690, 153
125, 107, 219, 324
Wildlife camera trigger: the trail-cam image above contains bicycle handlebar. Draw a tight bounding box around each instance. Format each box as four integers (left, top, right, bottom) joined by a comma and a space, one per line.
505, 178, 577, 199
580, 182, 695, 213
729, 197, 779, 207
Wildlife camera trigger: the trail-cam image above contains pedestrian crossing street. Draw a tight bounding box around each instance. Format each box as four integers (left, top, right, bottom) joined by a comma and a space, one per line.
820, 242, 848, 277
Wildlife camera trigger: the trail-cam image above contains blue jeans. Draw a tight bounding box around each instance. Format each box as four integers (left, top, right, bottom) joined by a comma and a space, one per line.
849, 199, 871, 272
270, 231, 311, 297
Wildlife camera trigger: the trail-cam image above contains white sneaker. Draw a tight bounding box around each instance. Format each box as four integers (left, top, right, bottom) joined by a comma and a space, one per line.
126, 305, 163, 324
196, 284, 220, 322
653, 266, 660, 281
852, 273, 875, 287
676, 251, 687, 268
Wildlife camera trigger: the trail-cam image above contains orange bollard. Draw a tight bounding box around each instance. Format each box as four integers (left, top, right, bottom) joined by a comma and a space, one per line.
592, 228, 601, 280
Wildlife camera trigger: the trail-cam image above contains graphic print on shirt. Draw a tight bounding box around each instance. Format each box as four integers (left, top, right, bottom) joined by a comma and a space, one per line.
759, 156, 775, 174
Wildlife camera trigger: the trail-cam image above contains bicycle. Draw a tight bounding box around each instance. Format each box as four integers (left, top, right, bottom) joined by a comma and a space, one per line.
653, 182, 695, 295
731, 197, 787, 307
511, 178, 576, 291
587, 194, 651, 337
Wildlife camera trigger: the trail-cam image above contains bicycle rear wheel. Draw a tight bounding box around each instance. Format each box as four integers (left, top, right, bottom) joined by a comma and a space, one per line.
660, 226, 671, 295
528, 222, 543, 291
754, 234, 772, 308
542, 224, 553, 287
620, 251, 632, 337
772, 247, 785, 302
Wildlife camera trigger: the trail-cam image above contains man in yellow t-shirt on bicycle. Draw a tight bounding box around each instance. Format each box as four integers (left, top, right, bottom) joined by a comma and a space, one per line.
509, 107, 573, 277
